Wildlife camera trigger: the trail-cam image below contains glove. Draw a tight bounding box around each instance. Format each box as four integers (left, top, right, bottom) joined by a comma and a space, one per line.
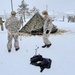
46, 30, 49, 34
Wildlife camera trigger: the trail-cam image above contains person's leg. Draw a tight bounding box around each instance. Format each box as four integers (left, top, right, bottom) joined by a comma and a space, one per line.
14, 34, 19, 51
7, 33, 13, 52
42, 33, 51, 48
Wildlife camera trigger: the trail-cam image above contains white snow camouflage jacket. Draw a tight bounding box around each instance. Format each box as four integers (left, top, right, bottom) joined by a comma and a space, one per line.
5, 16, 21, 33
43, 15, 53, 33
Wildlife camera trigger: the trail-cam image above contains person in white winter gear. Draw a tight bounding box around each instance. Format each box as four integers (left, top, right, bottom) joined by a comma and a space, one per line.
5, 11, 22, 52
42, 10, 53, 48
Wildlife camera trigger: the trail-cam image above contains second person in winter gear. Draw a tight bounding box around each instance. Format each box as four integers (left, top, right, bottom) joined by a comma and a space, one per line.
42, 10, 53, 48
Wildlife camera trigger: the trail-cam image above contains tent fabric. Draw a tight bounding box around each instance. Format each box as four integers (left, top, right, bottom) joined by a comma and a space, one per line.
19, 12, 44, 33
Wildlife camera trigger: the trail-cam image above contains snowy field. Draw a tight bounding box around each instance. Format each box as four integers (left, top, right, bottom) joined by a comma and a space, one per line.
0, 21, 75, 75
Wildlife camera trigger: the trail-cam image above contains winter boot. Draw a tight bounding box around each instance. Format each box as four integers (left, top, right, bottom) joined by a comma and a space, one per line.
8, 49, 11, 53
42, 45, 47, 48
46, 44, 52, 48
15, 47, 20, 51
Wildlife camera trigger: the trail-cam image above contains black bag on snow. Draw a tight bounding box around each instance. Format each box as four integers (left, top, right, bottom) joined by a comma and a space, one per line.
30, 54, 52, 72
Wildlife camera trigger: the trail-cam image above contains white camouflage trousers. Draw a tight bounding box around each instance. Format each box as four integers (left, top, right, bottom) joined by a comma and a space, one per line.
7, 33, 19, 50
43, 31, 51, 45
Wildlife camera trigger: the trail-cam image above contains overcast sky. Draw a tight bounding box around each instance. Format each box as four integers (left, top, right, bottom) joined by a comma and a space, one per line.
0, 0, 75, 15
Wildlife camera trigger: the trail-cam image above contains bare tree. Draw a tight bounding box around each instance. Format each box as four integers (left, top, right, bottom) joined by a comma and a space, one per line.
30, 6, 39, 15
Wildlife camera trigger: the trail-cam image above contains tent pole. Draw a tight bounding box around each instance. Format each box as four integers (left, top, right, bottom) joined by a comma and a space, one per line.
11, 0, 13, 11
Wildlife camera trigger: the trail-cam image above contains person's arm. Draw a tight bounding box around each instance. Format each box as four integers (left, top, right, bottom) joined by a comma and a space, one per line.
45, 16, 52, 34
5, 20, 8, 29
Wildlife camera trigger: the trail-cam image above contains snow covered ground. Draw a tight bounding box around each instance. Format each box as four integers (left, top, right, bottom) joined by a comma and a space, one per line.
0, 21, 75, 75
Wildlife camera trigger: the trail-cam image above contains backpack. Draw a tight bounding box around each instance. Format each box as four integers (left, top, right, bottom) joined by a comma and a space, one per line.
30, 54, 52, 72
